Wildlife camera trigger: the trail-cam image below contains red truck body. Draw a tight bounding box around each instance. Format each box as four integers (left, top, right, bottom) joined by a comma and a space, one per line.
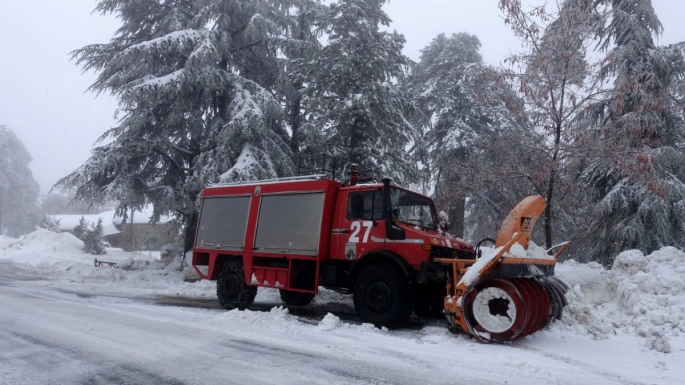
192, 175, 476, 325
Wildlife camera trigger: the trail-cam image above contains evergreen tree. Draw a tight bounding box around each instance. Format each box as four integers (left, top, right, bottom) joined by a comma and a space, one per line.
83, 218, 107, 255
408, 33, 530, 238
56, 0, 311, 252
39, 215, 61, 233
280, 0, 328, 155
296, 0, 420, 183
582, 0, 685, 262
72, 216, 87, 240
0, 125, 40, 237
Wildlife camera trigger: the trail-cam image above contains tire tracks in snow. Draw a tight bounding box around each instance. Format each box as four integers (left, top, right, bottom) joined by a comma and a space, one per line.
0, 329, 187, 385
512, 343, 649, 385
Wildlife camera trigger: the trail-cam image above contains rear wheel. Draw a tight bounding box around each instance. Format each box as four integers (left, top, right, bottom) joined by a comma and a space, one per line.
217, 259, 257, 310
279, 290, 315, 307
353, 263, 411, 328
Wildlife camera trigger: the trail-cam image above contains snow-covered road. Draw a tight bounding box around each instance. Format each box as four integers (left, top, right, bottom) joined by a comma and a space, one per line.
1, 265, 681, 385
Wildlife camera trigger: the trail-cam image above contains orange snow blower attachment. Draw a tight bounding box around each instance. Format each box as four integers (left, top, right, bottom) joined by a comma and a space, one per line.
436, 196, 570, 342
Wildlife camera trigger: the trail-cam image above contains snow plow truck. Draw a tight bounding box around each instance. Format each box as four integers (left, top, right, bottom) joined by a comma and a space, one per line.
191, 163, 570, 342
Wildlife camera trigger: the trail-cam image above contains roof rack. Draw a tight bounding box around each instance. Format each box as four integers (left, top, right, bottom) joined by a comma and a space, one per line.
297, 153, 337, 181
207, 174, 329, 187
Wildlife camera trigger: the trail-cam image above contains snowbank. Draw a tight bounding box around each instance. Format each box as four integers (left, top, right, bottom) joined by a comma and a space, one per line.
0, 229, 214, 297
0, 229, 348, 303
609, 247, 685, 352
548, 247, 685, 353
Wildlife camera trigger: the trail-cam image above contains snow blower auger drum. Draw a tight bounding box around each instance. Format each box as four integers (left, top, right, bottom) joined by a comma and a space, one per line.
437, 196, 570, 342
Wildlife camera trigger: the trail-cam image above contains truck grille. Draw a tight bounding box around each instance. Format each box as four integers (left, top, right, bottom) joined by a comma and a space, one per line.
431, 246, 476, 260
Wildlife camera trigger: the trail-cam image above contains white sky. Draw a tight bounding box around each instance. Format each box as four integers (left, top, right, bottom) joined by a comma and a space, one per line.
0, 0, 683, 193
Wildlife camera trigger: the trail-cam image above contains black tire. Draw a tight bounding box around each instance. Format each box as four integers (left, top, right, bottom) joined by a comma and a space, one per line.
217, 259, 257, 310
279, 290, 316, 307
353, 263, 411, 328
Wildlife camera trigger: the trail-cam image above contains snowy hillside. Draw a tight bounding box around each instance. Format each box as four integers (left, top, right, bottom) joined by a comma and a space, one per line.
1, 229, 684, 384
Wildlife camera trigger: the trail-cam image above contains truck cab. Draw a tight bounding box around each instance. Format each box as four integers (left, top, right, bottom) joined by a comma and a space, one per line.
192, 173, 475, 328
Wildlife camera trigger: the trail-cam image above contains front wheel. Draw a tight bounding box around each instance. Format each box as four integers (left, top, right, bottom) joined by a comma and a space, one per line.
353, 264, 411, 328
217, 259, 257, 310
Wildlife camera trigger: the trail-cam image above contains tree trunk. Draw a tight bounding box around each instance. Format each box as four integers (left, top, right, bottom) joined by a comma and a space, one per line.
544, 167, 556, 250
289, 11, 308, 156
449, 196, 466, 239
447, 148, 468, 239
349, 118, 362, 166
183, 210, 199, 254
130, 209, 135, 251
289, 87, 302, 155
545, 119, 562, 250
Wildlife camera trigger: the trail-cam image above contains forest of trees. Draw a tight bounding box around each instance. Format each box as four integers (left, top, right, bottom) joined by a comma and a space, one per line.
52, 0, 683, 264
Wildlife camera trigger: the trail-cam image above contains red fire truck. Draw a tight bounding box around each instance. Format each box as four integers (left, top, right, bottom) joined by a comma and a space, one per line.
191, 170, 476, 327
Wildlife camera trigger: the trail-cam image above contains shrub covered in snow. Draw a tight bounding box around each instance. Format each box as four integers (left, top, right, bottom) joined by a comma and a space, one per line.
72, 216, 87, 240
81, 218, 107, 255
70, 217, 107, 255
38, 216, 61, 233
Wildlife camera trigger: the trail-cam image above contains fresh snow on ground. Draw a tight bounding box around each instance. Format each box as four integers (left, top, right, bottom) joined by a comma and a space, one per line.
1, 229, 684, 384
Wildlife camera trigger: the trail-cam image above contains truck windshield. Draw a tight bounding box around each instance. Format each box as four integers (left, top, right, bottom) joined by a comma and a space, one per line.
389, 187, 438, 230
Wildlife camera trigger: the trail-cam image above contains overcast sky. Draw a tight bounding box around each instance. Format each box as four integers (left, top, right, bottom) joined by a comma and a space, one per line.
0, 0, 683, 193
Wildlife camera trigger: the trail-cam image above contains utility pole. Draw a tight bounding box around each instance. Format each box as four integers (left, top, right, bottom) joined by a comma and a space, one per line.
130, 209, 135, 251
0, 187, 4, 235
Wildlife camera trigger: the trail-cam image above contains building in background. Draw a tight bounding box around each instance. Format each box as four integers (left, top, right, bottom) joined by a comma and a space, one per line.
52, 208, 177, 251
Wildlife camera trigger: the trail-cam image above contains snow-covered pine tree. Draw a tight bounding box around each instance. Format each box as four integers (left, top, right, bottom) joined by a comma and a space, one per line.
582, 0, 685, 263
280, 0, 328, 155
0, 125, 40, 237
72, 216, 87, 240
39, 215, 61, 233
56, 0, 310, 251
296, 0, 420, 183
498, 0, 605, 249
83, 218, 107, 255
407, 33, 531, 239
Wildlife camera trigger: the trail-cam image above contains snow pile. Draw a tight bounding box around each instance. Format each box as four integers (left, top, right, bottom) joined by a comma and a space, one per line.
318, 313, 343, 331
550, 260, 618, 338
0, 228, 90, 265
211, 306, 302, 334
0, 229, 214, 297
608, 247, 685, 353
549, 247, 685, 353
506, 241, 555, 260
